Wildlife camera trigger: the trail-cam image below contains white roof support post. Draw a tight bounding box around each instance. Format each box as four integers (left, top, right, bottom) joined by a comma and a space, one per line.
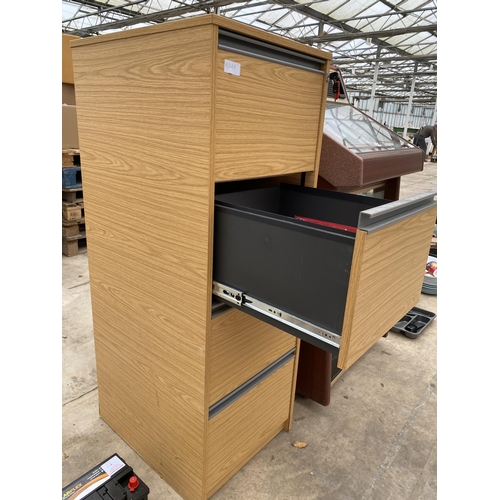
403, 63, 418, 139
431, 100, 437, 126
367, 47, 381, 117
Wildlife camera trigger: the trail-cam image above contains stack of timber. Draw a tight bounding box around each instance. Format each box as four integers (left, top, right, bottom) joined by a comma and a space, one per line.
62, 149, 86, 257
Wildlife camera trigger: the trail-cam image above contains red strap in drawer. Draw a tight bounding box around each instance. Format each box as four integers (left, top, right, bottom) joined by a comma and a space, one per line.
294, 215, 357, 233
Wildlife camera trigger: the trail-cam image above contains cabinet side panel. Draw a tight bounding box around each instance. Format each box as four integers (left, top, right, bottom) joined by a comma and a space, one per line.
339, 206, 437, 370
71, 25, 215, 500
214, 49, 326, 181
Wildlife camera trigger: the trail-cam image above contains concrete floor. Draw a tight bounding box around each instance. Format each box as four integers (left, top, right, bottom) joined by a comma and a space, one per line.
62, 161, 438, 499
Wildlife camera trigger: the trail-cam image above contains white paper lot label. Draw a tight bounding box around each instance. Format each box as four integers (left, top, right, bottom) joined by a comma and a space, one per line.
101, 455, 126, 476
224, 59, 241, 76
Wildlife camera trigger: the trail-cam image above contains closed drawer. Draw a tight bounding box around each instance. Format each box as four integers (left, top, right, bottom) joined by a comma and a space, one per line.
214, 29, 327, 182
209, 307, 296, 405
213, 183, 437, 370
206, 357, 294, 497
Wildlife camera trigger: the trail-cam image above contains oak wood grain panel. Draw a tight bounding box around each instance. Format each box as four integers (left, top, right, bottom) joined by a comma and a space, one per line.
214, 49, 326, 181
338, 205, 437, 370
209, 308, 296, 405
71, 25, 216, 500
207, 359, 294, 496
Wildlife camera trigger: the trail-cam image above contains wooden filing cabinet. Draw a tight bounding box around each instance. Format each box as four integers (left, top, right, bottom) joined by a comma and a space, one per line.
71, 15, 331, 500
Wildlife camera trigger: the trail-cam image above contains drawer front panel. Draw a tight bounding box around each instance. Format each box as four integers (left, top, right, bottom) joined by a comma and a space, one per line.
214, 49, 326, 182
209, 307, 296, 405
338, 204, 437, 370
207, 358, 294, 496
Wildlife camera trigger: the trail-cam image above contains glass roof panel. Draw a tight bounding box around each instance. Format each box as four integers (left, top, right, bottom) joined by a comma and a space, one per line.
403, 43, 437, 56
229, 12, 264, 25
156, 1, 176, 9
325, 0, 378, 20
365, 13, 404, 31
276, 11, 305, 28
342, 2, 390, 22
295, 0, 349, 16
258, 8, 291, 26
62, 2, 79, 18
427, 12, 437, 23
398, 0, 435, 10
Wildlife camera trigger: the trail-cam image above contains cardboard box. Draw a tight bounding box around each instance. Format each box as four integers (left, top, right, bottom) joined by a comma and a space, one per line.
62, 34, 80, 84
62, 83, 76, 105
62, 104, 79, 149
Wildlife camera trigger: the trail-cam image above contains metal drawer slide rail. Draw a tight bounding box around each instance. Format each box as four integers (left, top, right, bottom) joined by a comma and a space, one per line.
213, 281, 342, 350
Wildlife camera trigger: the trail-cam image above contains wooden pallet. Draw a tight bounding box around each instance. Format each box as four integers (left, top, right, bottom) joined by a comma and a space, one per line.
62, 219, 86, 257
63, 236, 87, 257
62, 150, 85, 255
62, 187, 84, 204
62, 220, 86, 238
62, 202, 84, 222
62, 149, 80, 167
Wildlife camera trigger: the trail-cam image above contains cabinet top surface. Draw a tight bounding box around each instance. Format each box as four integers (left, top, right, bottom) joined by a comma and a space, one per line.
70, 13, 331, 61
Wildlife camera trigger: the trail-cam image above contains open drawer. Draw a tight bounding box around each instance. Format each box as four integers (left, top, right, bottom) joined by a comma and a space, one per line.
212, 183, 436, 371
